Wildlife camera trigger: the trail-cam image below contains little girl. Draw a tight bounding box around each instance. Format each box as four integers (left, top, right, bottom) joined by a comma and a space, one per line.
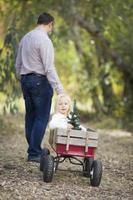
49, 94, 86, 131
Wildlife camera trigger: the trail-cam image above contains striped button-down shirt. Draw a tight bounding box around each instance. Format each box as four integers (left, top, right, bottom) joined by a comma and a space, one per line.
15, 26, 63, 94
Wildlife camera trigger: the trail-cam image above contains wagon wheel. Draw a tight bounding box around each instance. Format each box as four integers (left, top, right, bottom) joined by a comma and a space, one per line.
54, 157, 60, 172
40, 148, 50, 171
43, 155, 54, 183
83, 157, 94, 177
90, 160, 102, 187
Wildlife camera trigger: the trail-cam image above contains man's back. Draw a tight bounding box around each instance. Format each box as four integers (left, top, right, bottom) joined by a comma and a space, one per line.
20, 27, 52, 75
15, 23, 63, 93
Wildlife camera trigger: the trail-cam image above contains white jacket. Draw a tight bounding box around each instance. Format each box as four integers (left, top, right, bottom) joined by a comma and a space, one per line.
49, 113, 68, 130
49, 112, 86, 131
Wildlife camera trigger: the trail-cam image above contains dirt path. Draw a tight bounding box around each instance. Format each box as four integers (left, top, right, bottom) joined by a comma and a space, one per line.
0, 116, 133, 200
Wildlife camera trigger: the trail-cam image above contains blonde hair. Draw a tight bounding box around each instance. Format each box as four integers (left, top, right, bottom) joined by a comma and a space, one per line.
55, 94, 72, 114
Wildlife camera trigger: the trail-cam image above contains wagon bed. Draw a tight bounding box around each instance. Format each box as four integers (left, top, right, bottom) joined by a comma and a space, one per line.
49, 128, 98, 157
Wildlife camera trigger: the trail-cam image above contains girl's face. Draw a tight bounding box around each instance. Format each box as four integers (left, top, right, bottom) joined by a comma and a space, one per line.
57, 97, 70, 116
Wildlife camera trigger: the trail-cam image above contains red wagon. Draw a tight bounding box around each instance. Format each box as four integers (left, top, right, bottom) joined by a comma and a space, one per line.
40, 128, 102, 186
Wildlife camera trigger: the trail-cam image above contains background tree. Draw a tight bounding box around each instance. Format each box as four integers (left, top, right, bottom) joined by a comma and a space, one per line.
0, 0, 133, 128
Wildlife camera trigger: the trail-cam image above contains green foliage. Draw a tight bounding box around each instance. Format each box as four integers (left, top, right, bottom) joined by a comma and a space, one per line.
67, 100, 81, 130
0, 0, 133, 127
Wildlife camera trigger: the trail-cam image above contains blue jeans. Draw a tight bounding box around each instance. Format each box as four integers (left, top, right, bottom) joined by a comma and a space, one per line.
21, 74, 53, 159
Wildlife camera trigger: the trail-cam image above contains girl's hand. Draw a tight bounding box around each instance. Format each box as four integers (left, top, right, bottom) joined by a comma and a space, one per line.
67, 123, 74, 129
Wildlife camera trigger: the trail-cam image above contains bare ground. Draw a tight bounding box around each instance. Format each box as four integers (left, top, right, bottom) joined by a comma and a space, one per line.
0, 115, 133, 200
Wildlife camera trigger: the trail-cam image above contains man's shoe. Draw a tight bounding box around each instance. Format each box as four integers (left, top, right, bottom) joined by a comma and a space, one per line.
27, 156, 41, 163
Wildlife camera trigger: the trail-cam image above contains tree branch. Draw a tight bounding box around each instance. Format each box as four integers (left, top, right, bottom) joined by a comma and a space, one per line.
75, 15, 132, 78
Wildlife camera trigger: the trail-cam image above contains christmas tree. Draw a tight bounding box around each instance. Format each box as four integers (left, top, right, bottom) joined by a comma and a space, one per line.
67, 100, 81, 130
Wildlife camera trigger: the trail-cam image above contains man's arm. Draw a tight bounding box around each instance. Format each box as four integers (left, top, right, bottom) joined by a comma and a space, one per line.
15, 41, 22, 80
40, 39, 64, 94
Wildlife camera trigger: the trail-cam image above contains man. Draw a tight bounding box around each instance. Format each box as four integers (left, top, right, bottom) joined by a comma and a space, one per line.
15, 13, 64, 162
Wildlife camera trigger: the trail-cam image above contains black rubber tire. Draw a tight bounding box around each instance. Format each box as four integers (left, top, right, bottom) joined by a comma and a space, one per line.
43, 155, 54, 183
83, 157, 94, 177
42, 148, 50, 156
90, 160, 102, 187
40, 148, 50, 171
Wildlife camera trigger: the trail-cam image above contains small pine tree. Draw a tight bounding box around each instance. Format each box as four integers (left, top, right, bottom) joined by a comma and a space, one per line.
67, 100, 81, 130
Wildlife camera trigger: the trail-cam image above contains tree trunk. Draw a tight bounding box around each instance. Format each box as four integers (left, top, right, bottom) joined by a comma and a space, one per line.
75, 15, 133, 79
123, 74, 133, 120
91, 88, 103, 114
96, 44, 115, 114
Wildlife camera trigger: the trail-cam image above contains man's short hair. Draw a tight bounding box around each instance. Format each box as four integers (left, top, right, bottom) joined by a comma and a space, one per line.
37, 12, 54, 25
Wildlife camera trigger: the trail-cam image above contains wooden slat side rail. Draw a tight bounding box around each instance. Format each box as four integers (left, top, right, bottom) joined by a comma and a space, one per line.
49, 130, 54, 145
56, 128, 98, 140
49, 129, 57, 148
49, 128, 99, 148
56, 137, 98, 147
